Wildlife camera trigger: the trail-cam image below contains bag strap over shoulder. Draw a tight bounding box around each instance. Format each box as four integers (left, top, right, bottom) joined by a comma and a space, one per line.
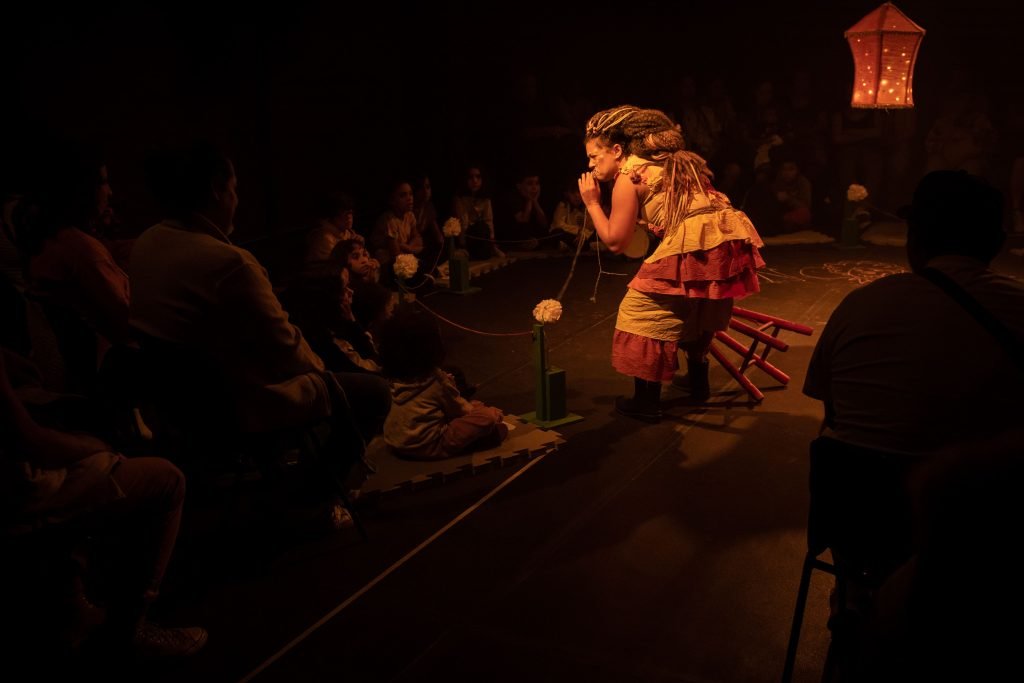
918, 267, 1023, 371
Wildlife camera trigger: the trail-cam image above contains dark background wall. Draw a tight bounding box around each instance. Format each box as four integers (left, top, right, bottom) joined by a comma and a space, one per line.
5, 0, 1022, 242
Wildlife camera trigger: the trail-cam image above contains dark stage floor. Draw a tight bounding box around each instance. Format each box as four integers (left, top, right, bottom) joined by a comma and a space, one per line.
115, 241, 1022, 683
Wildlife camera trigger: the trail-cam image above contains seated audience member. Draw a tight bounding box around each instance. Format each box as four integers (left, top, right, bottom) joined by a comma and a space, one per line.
18, 144, 131, 391
330, 238, 380, 286
0, 348, 207, 661
131, 142, 389, 454
498, 169, 548, 250
803, 169, 1024, 588
305, 190, 360, 266
377, 306, 507, 460
370, 179, 423, 281
452, 165, 502, 260
714, 160, 748, 209
771, 156, 813, 231
412, 174, 444, 270
741, 147, 813, 236
737, 161, 781, 235
346, 278, 473, 398
549, 179, 594, 250
805, 170, 1022, 456
350, 280, 396, 337
281, 265, 380, 375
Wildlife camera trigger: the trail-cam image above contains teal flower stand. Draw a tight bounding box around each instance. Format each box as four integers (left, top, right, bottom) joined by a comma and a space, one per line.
520, 323, 583, 428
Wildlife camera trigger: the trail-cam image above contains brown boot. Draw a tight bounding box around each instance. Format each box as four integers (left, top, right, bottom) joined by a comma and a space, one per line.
686, 359, 710, 402
615, 378, 662, 423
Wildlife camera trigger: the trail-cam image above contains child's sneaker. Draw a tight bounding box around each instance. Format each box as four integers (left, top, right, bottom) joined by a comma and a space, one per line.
326, 499, 355, 532
133, 622, 208, 659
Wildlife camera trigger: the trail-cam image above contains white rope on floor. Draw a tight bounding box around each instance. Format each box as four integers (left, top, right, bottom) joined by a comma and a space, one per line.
237, 451, 552, 683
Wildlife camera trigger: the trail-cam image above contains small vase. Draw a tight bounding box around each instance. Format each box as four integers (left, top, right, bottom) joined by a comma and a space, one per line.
839, 200, 865, 248
447, 236, 471, 292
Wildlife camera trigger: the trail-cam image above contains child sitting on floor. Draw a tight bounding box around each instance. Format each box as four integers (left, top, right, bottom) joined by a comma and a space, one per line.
377, 306, 507, 460
331, 238, 381, 285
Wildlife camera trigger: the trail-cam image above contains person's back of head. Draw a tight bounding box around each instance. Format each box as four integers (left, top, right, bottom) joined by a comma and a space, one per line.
902, 170, 1004, 270
282, 263, 347, 331
350, 280, 393, 330
17, 138, 106, 255
376, 304, 445, 382
315, 190, 354, 223
145, 141, 234, 225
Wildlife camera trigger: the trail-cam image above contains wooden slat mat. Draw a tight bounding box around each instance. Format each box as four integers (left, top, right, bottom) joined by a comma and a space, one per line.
434, 253, 518, 286
434, 249, 572, 287
358, 416, 563, 500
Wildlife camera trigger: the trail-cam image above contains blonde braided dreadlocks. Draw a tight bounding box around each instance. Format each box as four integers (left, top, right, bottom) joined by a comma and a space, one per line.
585, 105, 717, 228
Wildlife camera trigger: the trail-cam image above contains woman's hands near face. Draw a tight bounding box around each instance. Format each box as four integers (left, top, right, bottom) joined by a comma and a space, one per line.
578, 172, 601, 207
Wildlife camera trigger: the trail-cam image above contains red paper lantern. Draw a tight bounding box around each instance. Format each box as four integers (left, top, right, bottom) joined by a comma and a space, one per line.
845, 2, 925, 108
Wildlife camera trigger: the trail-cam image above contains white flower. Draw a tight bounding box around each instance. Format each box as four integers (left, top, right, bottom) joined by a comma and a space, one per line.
533, 299, 563, 324
393, 254, 419, 279
847, 184, 869, 202
442, 217, 462, 237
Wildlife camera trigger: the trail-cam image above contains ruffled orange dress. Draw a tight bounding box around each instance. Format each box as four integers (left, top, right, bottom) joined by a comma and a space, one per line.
611, 155, 765, 382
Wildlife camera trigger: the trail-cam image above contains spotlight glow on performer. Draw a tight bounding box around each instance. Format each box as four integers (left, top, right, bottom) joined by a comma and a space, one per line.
578, 106, 765, 422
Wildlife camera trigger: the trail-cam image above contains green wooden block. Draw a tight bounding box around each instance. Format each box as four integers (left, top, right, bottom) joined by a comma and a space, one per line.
837, 202, 866, 249
541, 367, 567, 421
523, 323, 583, 428
839, 217, 862, 248
448, 254, 466, 290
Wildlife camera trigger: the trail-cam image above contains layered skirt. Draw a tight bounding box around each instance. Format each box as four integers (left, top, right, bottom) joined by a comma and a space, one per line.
612, 239, 764, 382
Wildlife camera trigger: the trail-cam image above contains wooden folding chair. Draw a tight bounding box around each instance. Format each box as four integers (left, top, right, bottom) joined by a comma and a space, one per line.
709, 306, 814, 401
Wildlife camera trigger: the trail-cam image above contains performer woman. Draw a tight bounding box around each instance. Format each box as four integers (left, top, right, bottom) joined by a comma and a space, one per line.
578, 106, 764, 421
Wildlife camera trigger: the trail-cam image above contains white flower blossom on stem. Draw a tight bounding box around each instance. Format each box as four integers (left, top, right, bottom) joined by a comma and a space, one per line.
394, 254, 419, 279
847, 184, 869, 202
442, 217, 462, 237
533, 299, 563, 324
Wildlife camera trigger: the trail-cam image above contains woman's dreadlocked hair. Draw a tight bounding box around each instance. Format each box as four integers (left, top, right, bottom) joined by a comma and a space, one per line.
585, 105, 718, 227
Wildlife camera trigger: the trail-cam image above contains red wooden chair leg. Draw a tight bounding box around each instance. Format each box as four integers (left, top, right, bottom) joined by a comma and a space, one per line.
709, 342, 765, 401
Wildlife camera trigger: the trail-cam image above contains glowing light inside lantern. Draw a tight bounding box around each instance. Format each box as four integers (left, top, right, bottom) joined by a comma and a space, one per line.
844, 3, 925, 109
